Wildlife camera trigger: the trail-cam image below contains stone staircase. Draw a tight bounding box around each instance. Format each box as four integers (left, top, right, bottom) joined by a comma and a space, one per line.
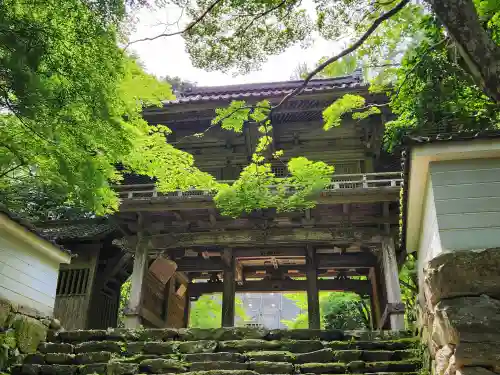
12, 328, 422, 375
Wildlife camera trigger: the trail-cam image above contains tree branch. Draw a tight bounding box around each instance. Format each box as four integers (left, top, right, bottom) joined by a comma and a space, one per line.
234, 0, 290, 37
125, 0, 224, 48
270, 0, 410, 113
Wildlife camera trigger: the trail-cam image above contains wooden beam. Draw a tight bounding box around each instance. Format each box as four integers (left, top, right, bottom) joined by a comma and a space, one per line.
369, 266, 382, 329
183, 284, 191, 328
221, 249, 235, 327
177, 252, 376, 273
189, 278, 371, 296
381, 237, 405, 330
306, 246, 320, 329
125, 227, 387, 249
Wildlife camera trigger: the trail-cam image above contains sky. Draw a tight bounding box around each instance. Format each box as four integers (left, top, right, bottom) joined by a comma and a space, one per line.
127, 4, 342, 87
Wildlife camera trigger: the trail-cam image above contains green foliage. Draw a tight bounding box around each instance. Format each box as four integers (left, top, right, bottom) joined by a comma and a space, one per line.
323, 94, 367, 130
118, 280, 131, 328
189, 294, 249, 328
281, 291, 370, 330
399, 255, 418, 329
0, 0, 216, 219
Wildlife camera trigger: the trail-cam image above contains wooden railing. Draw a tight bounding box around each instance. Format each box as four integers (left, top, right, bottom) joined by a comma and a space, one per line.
114, 172, 402, 200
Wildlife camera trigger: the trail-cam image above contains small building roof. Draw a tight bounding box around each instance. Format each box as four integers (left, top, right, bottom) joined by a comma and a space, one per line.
399, 130, 500, 256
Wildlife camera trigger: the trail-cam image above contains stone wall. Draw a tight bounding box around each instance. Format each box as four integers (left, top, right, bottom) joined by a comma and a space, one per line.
419, 248, 500, 375
0, 298, 61, 372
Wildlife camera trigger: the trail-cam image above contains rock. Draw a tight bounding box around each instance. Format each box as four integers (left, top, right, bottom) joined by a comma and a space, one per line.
106, 361, 139, 375
424, 248, 500, 306
137, 328, 178, 341
326, 341, 355, 350
444, 355, 456, 375
23, 354, 46, 365
0, 329, 17, 349
0, 298, 11, 328
49, 319, 61, 331
139, 358, 187, 373
299, 362, 347, 374
181, 371, 259, 375
267, 329, 342, 341
295, 348, 334, 363
190, 361, 249, 371
454, 341, 500, 367
435, 345, 455, 375
344, 330, 413, 341
180, 328, 268, 341
105, 328, 140, 341
218, 339, 281, 352
124, 341, 145, 355
74, 351, 112, 364
74, 341, 122, 354
143, 341, 177, 354
79, 363, 107, 375
44, 353, 75, 365
37, 343, 73, 354
245, 351, 295, 362
333, 350, 362, 362
279, 339, 323, 353
457, 368, 498, 375
184, 352, 245, 362
11, 364, 42, 375
12, 314, 47, 354
347, 360, 366, 373
361, 350, 393, 362
248, 361, 294, 374
432, 295, 500, 346
39, 364, 77, 375
178, 340, 217, 353
364, 359, 421, 373
58, 330, 108, 343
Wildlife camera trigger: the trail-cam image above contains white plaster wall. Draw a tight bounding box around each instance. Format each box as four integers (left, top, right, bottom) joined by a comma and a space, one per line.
0, 229, 60, 316
417, 177, 442, 304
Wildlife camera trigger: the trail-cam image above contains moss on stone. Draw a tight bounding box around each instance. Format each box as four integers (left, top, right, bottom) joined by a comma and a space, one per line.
0, 330, 17, 349
138, 358, 187, 373
189, 361, 249, 371
44, 353, 75, 365
184, 352, 245, 363
244, 350, 295, 362
106, 360, 139, 375
299, 362, 347, 374
37, 343, 73, 354
218, 340, 280, 353
74, 341, 122, 354
0, 299, 11, 328
78, 363, 107, 375
178, 340, 217, 354
248, 360, 294, 374
143, 341, 178, 355
74, 351, 112, 364
333, 349, 362, 362
11, 314, 47, 354
295, 348, 334, 363
181, 370, 259, 375
279, 339, 324, 353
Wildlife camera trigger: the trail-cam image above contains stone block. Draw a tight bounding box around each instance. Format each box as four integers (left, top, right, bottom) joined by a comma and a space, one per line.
139, 358, 188, 373
299, 362, 347, 373
245, 351, 295, 362
124, 341, 145, 355
432, 295, 500, 346
267, 329, 343, 341
347, 360, 366, 373
11, 314, 47, 354
58, 330, 108, 343
106, 361, 139, 375
143, 341, 177, 354
44, 353, 75, 365
38, 343, 73, 354
295, 348, 334, 363
248, 361, 294, 374
23, 354, 46, 365
74, 341, 122, 354
279, 339, 324, 353
190, 361, 249, 371
435, 345, 454, 375
457, 368, 498, 375
178, 340, 217, 353
11, 364, 42, 375
105, 328, 140, 341
79, 363, 107, 375
454, 341, 500, 367
333, 350, 362, 362
181, 371, 259, 375
39, 364, 77, 375
218, 339, 281, 352
424, 248, 500, 306
74, 351, 112, 364
184, 352, 245, 362
180, 328, 268, 341
137, 328, 178, 341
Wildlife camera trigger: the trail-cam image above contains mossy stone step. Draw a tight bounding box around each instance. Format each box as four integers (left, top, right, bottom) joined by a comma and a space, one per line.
299, 362, 347, 374
247, 361, 294, 374
137, 358, 188, 373
245, 351, 296, 362
189, 361, 249, 371
169, 370, 259, 375
218, 340, 281, 352
326, 339, 419, 351
184, 352, 245, 362
295, 349, 335, 363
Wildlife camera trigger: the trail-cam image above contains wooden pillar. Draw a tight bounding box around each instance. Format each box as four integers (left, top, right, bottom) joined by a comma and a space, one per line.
306, 246, 320, 329
221, 248, 235, 327
183, 285, 191, 328
368, 266, 382, 329
124, 215, 149, 329
381, 237, 405, 330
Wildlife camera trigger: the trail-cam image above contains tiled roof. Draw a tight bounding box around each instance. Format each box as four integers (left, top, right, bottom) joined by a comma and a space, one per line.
164, 75, 366, 105
399, 130, 500, 256
37, 221, 115, 241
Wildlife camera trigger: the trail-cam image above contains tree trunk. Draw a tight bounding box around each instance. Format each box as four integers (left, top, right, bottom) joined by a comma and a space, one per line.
425, 0, 500, 103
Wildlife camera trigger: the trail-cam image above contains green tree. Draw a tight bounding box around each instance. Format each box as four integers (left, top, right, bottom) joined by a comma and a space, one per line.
189, 294, 250, 328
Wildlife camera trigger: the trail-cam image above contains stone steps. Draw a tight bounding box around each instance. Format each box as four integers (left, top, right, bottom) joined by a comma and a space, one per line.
11, 328, 422, 375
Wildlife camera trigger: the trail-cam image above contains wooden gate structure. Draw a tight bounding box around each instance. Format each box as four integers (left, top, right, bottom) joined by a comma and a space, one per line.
37, 74, 405, 330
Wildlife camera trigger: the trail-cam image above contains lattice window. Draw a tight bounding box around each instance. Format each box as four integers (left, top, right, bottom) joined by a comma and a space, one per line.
271, 165, 287, 177
56, 268, 90, 296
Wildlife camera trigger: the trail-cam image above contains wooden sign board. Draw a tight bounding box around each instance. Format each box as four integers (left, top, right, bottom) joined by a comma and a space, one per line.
149, 257, 177, 285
